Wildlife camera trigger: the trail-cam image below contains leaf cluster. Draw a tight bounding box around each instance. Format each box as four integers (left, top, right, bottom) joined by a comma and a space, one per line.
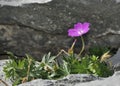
3, 52, 66, 85
62, 54, 113, 77
3, 52, 113, 86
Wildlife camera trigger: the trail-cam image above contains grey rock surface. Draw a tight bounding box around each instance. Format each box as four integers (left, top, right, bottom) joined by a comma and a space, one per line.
0, 60, 12, 86
18, 71, 120, 86
18, 74, 100, 86
75, 71, 120, 86
107, 48, 120, 71
0, 0, 52, 6
54, 74, 100, 86
19, 79, 55, 86
0, 0, 120, 59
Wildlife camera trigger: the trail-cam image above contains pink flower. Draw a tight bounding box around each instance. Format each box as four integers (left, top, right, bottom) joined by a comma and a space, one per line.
68, 22, 90, 37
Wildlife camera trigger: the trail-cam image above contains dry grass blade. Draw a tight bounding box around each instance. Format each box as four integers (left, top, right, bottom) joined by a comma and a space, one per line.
0, 79, 9, 86
100, 51, 111, 62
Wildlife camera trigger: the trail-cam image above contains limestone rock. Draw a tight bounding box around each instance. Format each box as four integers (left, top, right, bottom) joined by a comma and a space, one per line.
107, 48, 120, 71
18, 74, 100, 86
0, 0, 120, 59
18, 71, 120, 86
75, 71, 120, 86
0, 0, 52, 6
19, 79, 55, 86
54, 74, 100, 86
0, 60, 12, 86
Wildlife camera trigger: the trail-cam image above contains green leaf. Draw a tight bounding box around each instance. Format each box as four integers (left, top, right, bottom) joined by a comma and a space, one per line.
62, 60, 70, 75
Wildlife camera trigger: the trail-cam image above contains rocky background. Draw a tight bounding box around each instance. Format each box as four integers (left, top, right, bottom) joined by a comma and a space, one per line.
0, 0, 120, 85
0, 0, 120, 60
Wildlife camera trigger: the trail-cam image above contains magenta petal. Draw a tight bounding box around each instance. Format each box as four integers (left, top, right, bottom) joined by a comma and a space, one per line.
68, 29, 81, 37
74, 22, 82, 29
82, 22, 90, 33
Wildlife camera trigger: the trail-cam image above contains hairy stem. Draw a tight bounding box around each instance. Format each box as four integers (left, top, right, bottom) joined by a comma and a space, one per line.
68, 39, 77, 54
22, 58, 32, 83
56, 49, 69, 57
70, 39, 77, 50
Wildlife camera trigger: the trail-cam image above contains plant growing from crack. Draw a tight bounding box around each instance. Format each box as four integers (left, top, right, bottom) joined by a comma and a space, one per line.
3, 22, 113, 86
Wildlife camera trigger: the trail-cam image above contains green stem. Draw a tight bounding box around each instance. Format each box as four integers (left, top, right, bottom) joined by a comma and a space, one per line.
26, 58, 32, 81
78, 36, 85, 57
